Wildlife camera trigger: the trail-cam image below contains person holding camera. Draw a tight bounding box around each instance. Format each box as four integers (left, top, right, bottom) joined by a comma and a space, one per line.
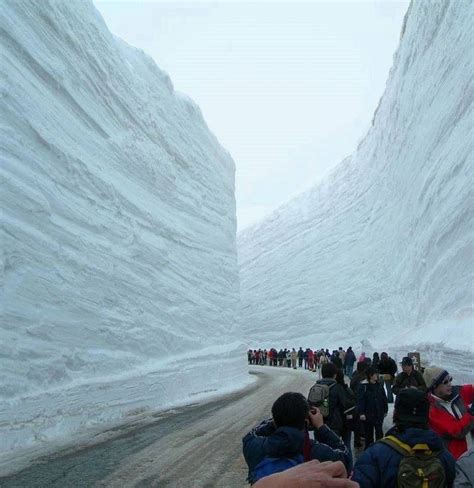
242, 392, 351, 485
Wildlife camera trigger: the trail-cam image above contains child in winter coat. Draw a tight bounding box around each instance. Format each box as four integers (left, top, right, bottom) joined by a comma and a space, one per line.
357, 367, 388, 449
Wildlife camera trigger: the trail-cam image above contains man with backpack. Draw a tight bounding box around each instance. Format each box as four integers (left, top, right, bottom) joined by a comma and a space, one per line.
242, 392, 351, 485
352, 388, 456, 487
308, 363, 347, 438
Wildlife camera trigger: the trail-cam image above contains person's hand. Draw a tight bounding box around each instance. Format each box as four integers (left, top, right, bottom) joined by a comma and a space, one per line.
253, 460, 360, 488
359, 414, 366, 421
308, 407, 324, 429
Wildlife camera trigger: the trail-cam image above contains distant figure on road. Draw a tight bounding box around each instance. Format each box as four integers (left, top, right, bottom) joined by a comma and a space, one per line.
371, 352, 380, 370
344, 346, 356, 379
291, 348, 298, 369
298, 347, 304, 368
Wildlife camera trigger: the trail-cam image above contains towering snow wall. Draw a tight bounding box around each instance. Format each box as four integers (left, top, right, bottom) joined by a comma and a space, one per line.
239, 1, 473, 361
0, 0, 245, 469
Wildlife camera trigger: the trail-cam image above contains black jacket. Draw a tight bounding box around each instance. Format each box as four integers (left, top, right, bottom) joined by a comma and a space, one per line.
378, 358, 397, 376
392, 370, 426, 396
357, 380, 388, 424
315, 378, 346, 435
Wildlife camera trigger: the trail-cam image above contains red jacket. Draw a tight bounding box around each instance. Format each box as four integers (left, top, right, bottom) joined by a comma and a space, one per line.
428, 384, 474, 459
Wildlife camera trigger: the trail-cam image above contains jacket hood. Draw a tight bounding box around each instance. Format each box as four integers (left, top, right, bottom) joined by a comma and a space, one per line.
386, 426, 445, 451
266, 426, 305, 457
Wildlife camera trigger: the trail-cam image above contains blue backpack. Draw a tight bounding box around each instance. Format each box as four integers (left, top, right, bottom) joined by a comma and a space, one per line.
252, 454, 304, 483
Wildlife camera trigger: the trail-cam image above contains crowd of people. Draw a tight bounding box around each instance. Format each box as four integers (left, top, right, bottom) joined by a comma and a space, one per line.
243, 348, 474, 487
247, 346, 357, 377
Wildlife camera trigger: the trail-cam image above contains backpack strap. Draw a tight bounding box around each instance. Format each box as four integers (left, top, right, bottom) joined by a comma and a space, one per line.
380, 436, 435, 456
379, 435, 414, 456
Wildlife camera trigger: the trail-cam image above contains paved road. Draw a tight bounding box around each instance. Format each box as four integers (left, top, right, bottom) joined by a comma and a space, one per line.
0, 367, 321, 488
1, 367, 395, 487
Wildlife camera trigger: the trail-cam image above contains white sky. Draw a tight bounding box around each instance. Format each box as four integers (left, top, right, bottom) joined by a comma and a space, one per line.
94, 0, 409, 231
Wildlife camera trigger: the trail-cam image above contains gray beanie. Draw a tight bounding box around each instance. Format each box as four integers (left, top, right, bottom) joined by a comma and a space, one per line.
423, 366, 449, 392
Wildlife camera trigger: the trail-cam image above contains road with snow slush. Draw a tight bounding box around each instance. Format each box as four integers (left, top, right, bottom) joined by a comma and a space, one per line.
0, 367, 393, 487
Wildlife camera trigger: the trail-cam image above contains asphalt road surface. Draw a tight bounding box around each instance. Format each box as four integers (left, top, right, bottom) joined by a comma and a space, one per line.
0, 366, 393, 488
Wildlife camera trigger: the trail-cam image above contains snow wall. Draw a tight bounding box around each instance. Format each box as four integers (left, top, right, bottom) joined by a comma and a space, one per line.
0, 0, 248, 471
238, 0, 473, 369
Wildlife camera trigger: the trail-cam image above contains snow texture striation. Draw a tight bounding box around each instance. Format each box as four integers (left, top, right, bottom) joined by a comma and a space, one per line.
0, 0, 248, 472
239, 1, 473, 368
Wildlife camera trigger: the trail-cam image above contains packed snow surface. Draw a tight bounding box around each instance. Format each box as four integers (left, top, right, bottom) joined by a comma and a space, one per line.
239, 0, 473, 371
0, 0, 250, 472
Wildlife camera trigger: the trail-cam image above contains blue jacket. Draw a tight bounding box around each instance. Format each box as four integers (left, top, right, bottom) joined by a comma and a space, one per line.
352, 426, 456, 488
344, 349, 356, 366
242, 419, 351, 484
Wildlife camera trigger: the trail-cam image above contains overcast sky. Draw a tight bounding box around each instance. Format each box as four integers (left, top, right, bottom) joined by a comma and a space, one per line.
95, 0, 409, 231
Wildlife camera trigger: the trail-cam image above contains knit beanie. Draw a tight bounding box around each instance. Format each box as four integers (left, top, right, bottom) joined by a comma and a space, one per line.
423, 366, 449, 392
393, 388, 429, 426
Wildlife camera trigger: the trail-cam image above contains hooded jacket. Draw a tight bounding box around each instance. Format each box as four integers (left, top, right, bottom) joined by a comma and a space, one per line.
242, 419, 350, 484
352, 426, 456, 488
428, 385, 474, 460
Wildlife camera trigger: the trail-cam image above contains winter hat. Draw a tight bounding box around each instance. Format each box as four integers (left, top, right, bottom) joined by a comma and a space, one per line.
401, 356, 413, 367
394, 388, 429, 426
423, 367, 450, 392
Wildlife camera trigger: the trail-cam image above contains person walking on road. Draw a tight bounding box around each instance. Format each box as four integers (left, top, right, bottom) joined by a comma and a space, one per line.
377, 352, 397, 403
344, 347, 356, 379
357, 367, 388, 449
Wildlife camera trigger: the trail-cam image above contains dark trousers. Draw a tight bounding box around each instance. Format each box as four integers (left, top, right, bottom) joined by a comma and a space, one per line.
364, 421, 383, 449
354, 418, 363, 447
298, 358, 303, 367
